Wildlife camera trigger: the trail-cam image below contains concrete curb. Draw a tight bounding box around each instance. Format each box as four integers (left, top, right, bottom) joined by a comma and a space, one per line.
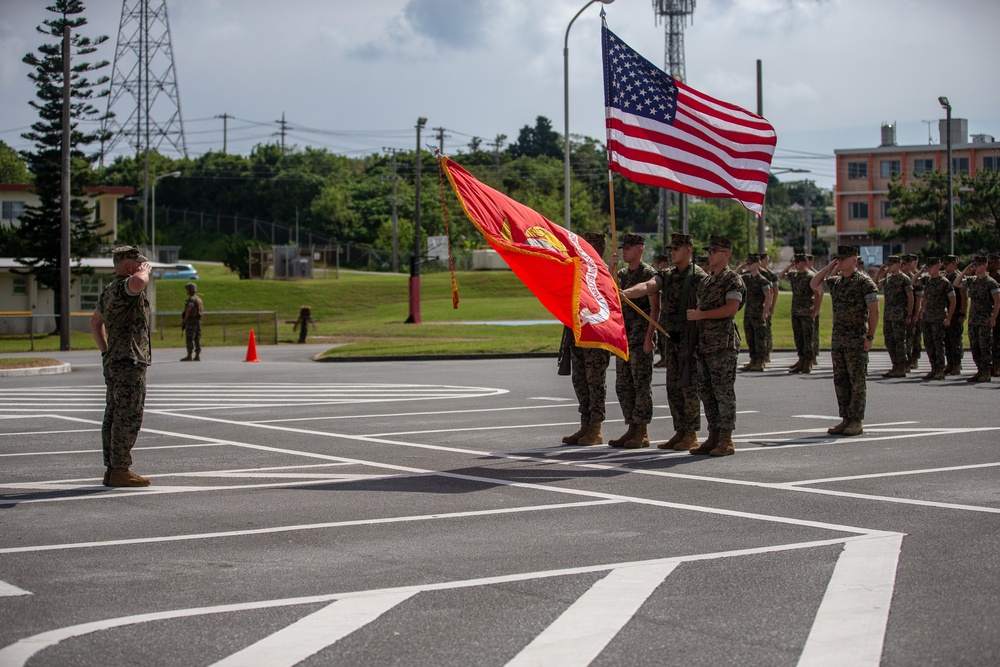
0, 362, 72, 377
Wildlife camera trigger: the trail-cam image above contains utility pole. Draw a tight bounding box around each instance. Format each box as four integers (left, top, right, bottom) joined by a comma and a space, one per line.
275, 112, 289, 153
407, 117, 428, 324
486, 133, 506, 179
433, 127, 449, 155
804, 180, 814, 255
60, 25, 71, 351
382, 147, 401, 272
215, 112, 233, 153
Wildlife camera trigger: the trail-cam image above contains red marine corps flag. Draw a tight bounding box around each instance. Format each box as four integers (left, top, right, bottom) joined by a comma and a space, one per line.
441, 157, 628, 360
603, 22, 776, 214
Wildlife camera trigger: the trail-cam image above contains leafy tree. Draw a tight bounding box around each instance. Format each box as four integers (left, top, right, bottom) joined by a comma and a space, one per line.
508, 116, 562, 159
0, 140, 31, 183
958, 169, 1000, 250
16, 0, 110, 319
885, 171, 962, 253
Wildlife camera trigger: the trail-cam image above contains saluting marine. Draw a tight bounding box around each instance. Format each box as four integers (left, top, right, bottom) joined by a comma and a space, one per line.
954, 255, 1000, 382
915, 257, 956, 381
874, 255, 914, 378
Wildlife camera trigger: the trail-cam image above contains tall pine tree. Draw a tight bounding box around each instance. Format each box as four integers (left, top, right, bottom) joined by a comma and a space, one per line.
17, 0, 111, 311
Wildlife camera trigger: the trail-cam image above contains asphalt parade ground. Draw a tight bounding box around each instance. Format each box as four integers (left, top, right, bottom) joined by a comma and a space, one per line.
1, 345, 998, 666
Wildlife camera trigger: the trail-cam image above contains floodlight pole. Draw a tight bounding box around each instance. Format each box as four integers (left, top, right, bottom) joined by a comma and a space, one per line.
939, 96, 954, 254
407, 117, 427, 324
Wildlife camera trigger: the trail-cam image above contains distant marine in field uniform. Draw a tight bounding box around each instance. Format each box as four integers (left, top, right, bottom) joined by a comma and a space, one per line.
562, 232, 612, 446
903, 254, 922, 369
954, 255, 1000, 382
875, 255, 914, 378
623, 232, 707, 451
738, 254, 772, 372
942, 255, 967, 374
914, 257, 956, 381
610, 233, 659, 449
780, 253, 817, 373
811, 246, 879, 437
89, 245, 153, 487
807, 254, 821, 364
687, 235, 745, 457
758, 252, 779, 363
180, 282, 203, 361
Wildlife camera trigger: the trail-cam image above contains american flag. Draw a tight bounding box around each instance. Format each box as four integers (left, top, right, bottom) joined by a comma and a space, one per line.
602, 24, 776, 215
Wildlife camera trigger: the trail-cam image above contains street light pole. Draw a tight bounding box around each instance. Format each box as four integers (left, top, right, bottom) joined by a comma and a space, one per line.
407, 117, 427, 324
564, 0, 614, 232
151, 170, 181, 262
938, 96, 953, 254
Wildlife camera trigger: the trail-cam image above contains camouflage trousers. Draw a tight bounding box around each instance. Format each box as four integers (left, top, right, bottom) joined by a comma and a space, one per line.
994, 320, 1000, 371
571, 346, 611, 423
744, 315, 768, 360
968, 322, 994, 372
664, 336, 700, 433
813, 316, 820, 359
185, 320, 202, 355
921, 321, 947, 371
615, 343, 653, 425
697, 348, 738, 431
791, 315, 815, 363
831, 347, 868, 421
765, 316, 774, 356
945, 317, 965, 368
883, 319, 908, 366
102, 359, 147, 468
908, 321, 922, 364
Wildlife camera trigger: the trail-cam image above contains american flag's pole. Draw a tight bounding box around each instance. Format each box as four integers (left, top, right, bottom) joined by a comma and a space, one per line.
601, 11, 619, 273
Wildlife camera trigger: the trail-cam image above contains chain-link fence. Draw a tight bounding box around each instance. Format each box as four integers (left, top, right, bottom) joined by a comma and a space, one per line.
0, 311, 277, 353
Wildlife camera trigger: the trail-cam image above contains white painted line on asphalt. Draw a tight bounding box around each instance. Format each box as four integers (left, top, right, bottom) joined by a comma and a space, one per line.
0, 443, 228, 458
0, 535, 880, 667
209, 590, 419, 667
0, 428, 99, 437
250, 402, 581, 424
785, 461, 1000, 487
505, 562, 679, 667
0, 500, 624, 554
530, 396, 575, 401
797, 533, 903, 667
774, 485, 1000, 515
0, 579, 31, 597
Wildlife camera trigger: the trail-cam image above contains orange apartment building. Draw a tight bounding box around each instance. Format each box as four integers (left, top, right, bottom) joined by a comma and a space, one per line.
834, 119, 1000, 258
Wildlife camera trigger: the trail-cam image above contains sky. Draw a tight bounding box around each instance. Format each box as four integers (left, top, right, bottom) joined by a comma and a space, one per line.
2, 0, 999, 191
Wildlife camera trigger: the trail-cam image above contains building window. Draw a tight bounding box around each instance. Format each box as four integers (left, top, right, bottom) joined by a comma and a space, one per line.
914, 158, 934, 175
848, 162, 868, 179
849, 202, 869, 219
12, 276, 27, 296
984, 156, 1000, 171
951, 157, 970, 174
881, 201, 893, 219
879, 160, 901, 179
79, 275, 103, 312
1, 201, 25, 228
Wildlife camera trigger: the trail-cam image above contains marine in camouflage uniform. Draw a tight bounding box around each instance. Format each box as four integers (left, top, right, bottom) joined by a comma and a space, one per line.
622, 233, 707, 451
89, 245, 153, 487
181, 282, 203, 361
990, 253, 1000, 376
812, 246, 879, 437
780, 253, 817, 373
563, 232, 612, 446
807, 254, 821, 364
903, 254, 923, 369
916, 257, 956, 381
689, 235, 745, 457
739, 254, 772, 372
942, 255, 967, 374
875, 255, 914, 378
611, 233, 659, 449
954, 256, 1000, 382
758, 253, 779, 362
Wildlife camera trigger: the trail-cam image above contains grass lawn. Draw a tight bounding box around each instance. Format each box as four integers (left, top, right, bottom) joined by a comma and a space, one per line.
0, 263, 867, 357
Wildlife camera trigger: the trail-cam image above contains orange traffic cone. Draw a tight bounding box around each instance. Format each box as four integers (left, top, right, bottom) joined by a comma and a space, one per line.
244, 329, 261, 363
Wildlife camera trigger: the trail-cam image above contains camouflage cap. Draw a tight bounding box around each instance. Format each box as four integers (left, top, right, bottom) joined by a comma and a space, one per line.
901, 253, 917, 262
618, 233, 646, 248
582, 232, 606, 251
111, 244, 149, 262
886, 255, 901, 264
942, 254, 958, 265
924, 257, 941, 266
184, 282, 197, 292
972, 255, 988, 264
759, 251, 770, 259
836, 245, 861, 258
705, 235, 733, 250
989, 253, 1000, 263
804, 253, 815, 260
667, 232, 694, 248
793, 253, 807, 263
746, 253, 760, 263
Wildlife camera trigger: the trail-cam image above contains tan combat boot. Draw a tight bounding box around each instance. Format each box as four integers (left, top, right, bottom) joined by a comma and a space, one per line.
709, 430, 735, 456
950, 363, 962, 376
884, 364, 906, 378
827, 418, 849, 435
562, 419, 590, 445
180, 354, 193, 361
577, 422, 604, 446
107, 467, 151, 487
842, 421, 864, 436
749, 359, 765, 372
658, 431, 685, 450
930, 368, 946, 381
690, 430, 718, 455
624, 424, 650, 449
194, 353, 201, 361
608, 423, 636, 448
800, 361, 813, 374
788, 360, 803, 372
673, 430, 699, 451
739, 359, 754, 372
102, 467, 111, 486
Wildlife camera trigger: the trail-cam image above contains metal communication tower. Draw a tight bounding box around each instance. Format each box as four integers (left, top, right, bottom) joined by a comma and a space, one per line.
101, 0, 188, 163
652, 0, 696, 240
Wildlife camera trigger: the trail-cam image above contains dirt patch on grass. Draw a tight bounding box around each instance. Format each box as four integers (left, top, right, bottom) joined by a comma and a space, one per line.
0, 357, 64, 370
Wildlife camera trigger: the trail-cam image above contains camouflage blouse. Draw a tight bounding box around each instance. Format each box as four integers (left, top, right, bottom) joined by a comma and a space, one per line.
919, 275, 955, 323
742, 272, 771, 318
963, 274, 1000, 325
695, 267, 744, 354
826, 271, 879, 349
880, 272, 913, 321
655, 263, 708, 333
618, 261, 656, 342
787, 269, 816, 317
98, 275, 151, 365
